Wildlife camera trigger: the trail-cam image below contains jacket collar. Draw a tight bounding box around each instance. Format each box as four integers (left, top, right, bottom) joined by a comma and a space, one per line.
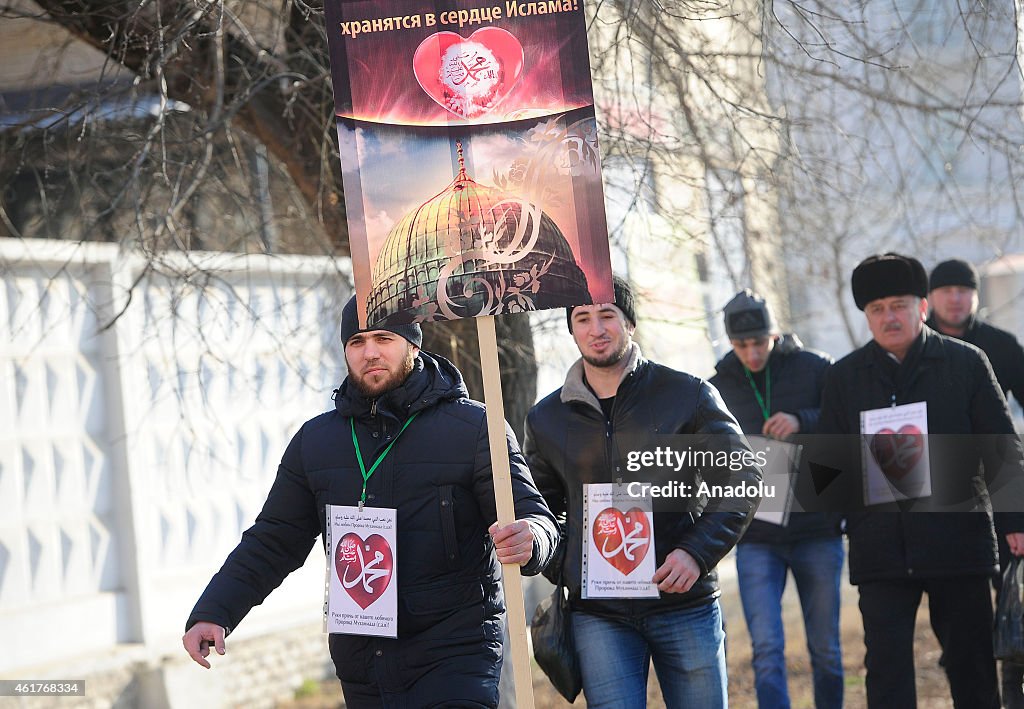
560, 342, 643, 411
335, 351, 467, 421
714, 333, 803, 378
925, 313, 979, 340
919, 325, 945, 357
859, 325, 942, 369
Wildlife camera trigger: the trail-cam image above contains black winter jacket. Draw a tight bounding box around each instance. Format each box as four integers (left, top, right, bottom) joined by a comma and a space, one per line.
710, 334, 841, 544
926, 314, 1024, 408
818, 327, 1024, 584
186, 353, 558, 708
523, 344, 760, 619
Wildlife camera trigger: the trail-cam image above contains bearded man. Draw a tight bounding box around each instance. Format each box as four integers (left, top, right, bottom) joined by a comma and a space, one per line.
524, 276, 760, 707
182, 295, 558, 708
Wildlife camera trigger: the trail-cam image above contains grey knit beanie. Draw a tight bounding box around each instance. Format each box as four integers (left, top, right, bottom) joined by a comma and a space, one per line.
722, 289, 778, 339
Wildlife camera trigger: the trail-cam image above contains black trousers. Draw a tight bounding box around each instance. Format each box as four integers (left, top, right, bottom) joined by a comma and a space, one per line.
858, 576, 999, 709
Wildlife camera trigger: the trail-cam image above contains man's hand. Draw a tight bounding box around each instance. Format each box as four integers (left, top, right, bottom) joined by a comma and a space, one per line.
652, 549, 701, 593
763, 412, 800, 440
183, 622, 226, 669
1007, 533, 1024, 557
489, 520, 535, 566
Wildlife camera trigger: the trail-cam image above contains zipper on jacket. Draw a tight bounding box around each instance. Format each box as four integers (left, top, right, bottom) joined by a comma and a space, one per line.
370, 398, 386, 441
606, 418, 620, 483
589, 368, 633, 482
438, 485, 460, 569
606, 385, 622, 485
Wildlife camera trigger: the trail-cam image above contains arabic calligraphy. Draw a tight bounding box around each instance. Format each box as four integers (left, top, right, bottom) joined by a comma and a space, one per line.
437, 39, 504, 119
451, 55, 494, 86
869, 425, 925, 481
334, 532, 394, 610
599, 516, 649, 562
341, 542, 391, 594
443, 48, 498, 90
412, 28, 525, 120
591, 506, 653, 576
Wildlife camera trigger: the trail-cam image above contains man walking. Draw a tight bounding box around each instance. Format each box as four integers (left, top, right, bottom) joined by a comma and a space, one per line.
710, 289, 843, 709
818, 253, 1024, 708
927, 258, 1024, 707
927, 258, 1024, 410
524, 276, 761, 708
182, 296, 558, 708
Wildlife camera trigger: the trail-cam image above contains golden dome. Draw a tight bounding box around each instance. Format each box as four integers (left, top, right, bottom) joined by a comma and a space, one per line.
367, 148, 590, 324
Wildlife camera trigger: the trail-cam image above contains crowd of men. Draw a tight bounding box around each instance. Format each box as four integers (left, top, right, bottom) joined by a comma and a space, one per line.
183, 254, 1024, 709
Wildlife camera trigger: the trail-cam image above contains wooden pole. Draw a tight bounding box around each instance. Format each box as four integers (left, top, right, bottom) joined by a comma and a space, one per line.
476, 314, 536, 709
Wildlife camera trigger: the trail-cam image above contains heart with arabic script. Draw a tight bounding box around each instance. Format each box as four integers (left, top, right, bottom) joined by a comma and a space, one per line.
412, 28, 524, 119
869, 425, 925, 482
592, 507, 652, 576
335, 533, 394, 610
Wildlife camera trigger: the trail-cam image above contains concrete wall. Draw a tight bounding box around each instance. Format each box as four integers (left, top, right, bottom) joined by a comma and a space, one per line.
0, 239, 349, 707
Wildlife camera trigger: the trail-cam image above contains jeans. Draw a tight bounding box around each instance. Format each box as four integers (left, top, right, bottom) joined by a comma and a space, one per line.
571, 600, 727, 709
736, 537, 844, 709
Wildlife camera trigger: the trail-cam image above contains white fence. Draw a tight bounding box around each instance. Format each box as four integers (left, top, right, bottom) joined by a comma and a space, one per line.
0, 239, 350, 706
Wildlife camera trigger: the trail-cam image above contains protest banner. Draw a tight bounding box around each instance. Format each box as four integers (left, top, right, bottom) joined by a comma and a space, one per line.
323, 2, 613, 702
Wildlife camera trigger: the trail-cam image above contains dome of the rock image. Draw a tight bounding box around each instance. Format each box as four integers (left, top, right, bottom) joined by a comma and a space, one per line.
366, 147, 591, 324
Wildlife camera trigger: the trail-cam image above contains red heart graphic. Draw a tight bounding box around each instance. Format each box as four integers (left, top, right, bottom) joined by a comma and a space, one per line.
869, 425, 924, 482
412, 28, 524, 119
335, 533, 394, 610
592, 507, 652, 576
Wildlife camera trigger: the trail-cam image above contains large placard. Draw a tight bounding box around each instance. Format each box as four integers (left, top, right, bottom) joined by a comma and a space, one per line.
324, 0, 613, 325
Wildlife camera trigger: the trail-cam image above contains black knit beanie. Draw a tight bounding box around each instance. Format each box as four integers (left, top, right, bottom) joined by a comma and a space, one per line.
929, 259, 979, 291
340, 295, 423, 347
566, 275, 636, 332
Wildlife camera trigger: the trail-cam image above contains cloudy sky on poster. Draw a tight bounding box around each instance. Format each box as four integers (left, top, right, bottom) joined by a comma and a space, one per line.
352, 121, 596, 267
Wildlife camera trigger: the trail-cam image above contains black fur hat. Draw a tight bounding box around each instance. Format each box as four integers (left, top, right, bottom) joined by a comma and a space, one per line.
851, 253, 928, 311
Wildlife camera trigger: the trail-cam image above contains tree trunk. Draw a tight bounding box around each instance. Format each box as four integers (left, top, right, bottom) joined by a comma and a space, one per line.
420, 315, 536, 443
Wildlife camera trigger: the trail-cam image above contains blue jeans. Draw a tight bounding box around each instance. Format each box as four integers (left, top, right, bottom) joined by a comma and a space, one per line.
736, 537, 844, 709
571, 600, 727, 708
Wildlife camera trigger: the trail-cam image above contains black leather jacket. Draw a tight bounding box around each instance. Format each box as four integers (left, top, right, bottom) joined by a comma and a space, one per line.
524, 344, 761, 618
